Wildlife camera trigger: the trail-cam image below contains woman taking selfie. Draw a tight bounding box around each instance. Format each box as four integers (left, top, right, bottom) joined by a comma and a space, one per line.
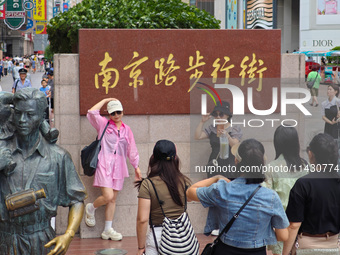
195, 101, 242, 178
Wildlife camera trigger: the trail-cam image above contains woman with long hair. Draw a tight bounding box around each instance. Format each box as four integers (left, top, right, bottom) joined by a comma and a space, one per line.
265, 125, 308, 255
135, 140, 192, 255
187, 139, 289, 255
283, 133, 340, 254
322, 84, 340, 139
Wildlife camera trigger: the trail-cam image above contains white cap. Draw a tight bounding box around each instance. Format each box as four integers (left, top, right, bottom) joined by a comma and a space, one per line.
107, 100, 123, 114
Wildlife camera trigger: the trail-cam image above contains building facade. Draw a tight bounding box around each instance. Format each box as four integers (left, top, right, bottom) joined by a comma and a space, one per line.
300, 0, 340, 52
0, 22, 34, 57
193, 0, 339, 53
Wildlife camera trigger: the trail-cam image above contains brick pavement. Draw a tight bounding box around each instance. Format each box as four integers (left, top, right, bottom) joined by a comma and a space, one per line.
67, 234, 274, 254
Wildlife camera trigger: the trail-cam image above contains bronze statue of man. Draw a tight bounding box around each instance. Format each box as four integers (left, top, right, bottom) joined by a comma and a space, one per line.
0, 88, 87, 255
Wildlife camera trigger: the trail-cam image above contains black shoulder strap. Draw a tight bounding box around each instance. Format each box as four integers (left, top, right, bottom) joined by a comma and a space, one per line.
14, 79, 19, 92
213, 185, 261, 245
147, 178, 166, 217
98, 121, 109, 142
147, 178, 161, 252
148, 178, 189, 252
147, 178, 188, 217
184, 184, 188, 212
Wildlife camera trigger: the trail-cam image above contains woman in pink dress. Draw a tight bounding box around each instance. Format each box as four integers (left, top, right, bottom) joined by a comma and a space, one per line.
85, 98, 142, 240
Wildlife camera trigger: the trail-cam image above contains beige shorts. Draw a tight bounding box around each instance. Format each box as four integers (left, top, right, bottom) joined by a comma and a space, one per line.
310, 88, 318, 97
291, 233, 339, 255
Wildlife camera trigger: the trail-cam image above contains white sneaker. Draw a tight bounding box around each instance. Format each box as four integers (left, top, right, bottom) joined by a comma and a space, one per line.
101, 228, 123, 241
211, 229, 219, 236
85, 203, 95, 227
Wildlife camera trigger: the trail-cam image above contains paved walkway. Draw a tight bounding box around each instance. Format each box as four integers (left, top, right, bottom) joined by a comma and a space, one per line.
1, 70, 334, 254
0, 68, 44, 92
67, 234, 274, 255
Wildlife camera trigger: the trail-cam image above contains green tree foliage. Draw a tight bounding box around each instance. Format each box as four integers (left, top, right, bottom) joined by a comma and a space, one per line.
44, 45, 53, 61
327, 46, 340, 64
47, 0, 221, 53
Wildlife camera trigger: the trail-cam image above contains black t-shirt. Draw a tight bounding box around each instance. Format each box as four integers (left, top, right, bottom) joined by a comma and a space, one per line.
286, 172, 340, 234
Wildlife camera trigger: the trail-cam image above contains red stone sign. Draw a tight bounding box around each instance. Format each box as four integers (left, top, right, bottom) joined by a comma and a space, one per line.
79, 29, 281, 115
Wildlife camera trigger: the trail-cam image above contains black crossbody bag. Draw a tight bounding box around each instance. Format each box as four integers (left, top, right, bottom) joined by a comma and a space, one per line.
81, 121, 109, 176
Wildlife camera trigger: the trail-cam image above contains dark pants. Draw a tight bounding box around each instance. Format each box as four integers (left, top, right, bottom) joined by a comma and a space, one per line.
44, 106, 50, 124
44, 98, 50, 123
214, 241, 266, 255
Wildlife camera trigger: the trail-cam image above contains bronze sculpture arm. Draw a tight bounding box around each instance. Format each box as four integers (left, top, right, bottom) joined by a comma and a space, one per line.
45, 201, 85, 255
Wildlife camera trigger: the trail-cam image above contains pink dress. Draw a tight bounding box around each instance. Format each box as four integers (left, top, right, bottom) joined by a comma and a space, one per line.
87, 110, 139, 189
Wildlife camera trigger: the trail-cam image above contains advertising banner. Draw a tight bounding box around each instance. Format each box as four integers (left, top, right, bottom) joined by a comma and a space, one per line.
63, 2, 69, 12
33, 0, 46, 21
53, 7, 59, 17
35, 20, 47, 34
317, 0, 340, 25
226, 0, 238, 29
4, 0, 26, 30
0, 4, 5, 19
246, 0, 277, 29
20, 10, 35, 32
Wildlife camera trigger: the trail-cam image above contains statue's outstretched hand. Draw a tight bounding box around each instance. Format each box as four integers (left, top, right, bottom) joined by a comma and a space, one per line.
45, 232, 73, 255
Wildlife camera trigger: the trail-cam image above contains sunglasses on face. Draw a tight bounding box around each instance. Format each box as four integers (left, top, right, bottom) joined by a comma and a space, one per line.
110, 111, 122, 116
211, 111, 226, 118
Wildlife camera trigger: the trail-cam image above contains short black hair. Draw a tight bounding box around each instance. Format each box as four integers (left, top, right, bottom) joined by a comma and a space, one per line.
309, 133, 338, 169
328, 84, 339, 98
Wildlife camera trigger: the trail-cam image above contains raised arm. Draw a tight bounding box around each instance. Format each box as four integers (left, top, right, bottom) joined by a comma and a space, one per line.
186, 175, 230, 202
89, 98, 117, 111
194, 115, 211, 140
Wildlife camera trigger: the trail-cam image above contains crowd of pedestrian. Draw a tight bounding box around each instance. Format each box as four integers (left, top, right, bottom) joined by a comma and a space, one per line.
0, 55, 54, 124
1, 54, 340, 255
0, 55, 48, 80
77, 96, 340, 255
